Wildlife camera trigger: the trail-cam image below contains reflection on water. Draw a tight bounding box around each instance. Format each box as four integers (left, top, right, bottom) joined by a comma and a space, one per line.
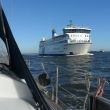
24, 52, 110, 109
0, 39, 9, 65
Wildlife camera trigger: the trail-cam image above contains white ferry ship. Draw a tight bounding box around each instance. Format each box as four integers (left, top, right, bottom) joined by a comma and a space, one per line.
39, 22, 92, 56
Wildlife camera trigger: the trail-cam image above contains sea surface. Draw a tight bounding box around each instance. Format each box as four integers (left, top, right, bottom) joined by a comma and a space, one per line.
24, 52, 110, 109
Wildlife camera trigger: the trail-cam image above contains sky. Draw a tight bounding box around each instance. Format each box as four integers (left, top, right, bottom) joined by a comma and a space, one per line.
1, 0, 110, 53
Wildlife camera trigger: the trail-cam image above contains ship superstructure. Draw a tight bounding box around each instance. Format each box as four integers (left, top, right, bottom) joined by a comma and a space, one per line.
39, 22, 92, 55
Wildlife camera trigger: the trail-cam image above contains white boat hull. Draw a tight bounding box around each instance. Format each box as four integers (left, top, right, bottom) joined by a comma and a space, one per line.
39, 43, 91, 55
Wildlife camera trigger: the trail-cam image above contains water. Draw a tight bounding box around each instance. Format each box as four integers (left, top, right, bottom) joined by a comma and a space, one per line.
24, 52, 110, 109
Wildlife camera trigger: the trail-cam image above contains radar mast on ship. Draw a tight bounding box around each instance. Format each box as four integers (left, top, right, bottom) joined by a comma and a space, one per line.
52, 29, 57, 38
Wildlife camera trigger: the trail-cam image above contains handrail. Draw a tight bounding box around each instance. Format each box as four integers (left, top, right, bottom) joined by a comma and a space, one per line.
25, 62, 90, 108
88, 96, 110, 110
25, 61, 110, 110
59, 86, 78, 99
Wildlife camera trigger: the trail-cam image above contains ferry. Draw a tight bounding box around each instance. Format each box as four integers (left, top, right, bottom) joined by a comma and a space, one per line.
39, 22, 92, 56
0, 4, 110, 110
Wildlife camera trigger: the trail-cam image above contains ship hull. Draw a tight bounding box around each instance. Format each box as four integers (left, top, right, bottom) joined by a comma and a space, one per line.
39, 43, 91, 56
65, 43, 91, 55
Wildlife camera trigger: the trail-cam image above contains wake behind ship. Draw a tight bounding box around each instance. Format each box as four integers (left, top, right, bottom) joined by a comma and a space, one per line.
39, 22, 92, 56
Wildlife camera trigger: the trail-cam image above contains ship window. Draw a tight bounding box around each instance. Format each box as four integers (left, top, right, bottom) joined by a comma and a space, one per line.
64, 29, 90, 33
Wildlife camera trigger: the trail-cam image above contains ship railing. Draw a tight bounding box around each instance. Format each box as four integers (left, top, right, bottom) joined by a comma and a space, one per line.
25, 60, 110, 110
58, 99, 69, 109
43, 63, 110, 110
25, 60, 91, 109
40, 63, 91, 110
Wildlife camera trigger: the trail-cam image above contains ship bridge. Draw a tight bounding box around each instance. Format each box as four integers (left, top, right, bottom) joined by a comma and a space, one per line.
63, 24, 91, 34
62, 23, 92, 44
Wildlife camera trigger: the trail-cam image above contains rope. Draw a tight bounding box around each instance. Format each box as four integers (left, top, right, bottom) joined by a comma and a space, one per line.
92, 77, 106, 110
